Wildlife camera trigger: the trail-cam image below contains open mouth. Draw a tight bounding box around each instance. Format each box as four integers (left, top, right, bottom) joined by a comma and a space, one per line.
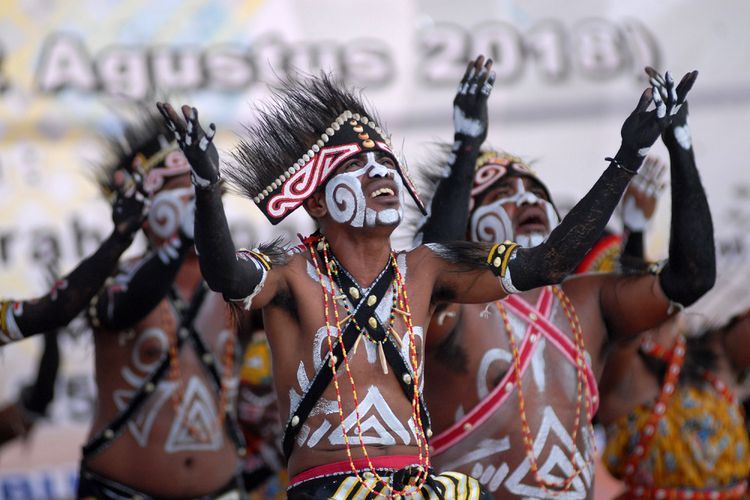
371, 187, 395, 198
516, 208, 547, 232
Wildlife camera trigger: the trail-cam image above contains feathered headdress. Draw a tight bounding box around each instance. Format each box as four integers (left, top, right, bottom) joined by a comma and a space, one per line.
96, 108, 190, 197
227, 73, 426, 225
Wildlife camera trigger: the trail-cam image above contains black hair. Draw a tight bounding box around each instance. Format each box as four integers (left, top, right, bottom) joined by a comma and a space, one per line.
227, 73, 387, 200
95, 107, 172, 195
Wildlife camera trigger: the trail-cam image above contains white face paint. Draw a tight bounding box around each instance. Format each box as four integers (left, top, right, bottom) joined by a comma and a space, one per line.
469, 178, 558, 247
325, 153, 403, 228
147, 187, 195, 239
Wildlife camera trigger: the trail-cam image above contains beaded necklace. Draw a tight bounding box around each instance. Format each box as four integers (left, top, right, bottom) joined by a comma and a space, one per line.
328, 254, 405, 374
307, 235, 430, 497
496, 286, 595, 494
640, 333, 736, 405
630, 334, 745, 499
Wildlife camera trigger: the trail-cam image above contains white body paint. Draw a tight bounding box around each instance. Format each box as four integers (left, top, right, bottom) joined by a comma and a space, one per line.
116, 327, 174, 447
476, 348, 511, 400
434, 297, 596, 498
473, 305, 548, 409
292, 252, 421, 448
470, 199, 514, 243
673, 124, 692, 150
453, 106, 485, 138
502, 407, 593, 498
327, 385, 414, 446
115, 320, 234, 453
442, 438, 512, 492
441, 407, 594, 498
164, 376, 224, 453
114, 382, 176, 447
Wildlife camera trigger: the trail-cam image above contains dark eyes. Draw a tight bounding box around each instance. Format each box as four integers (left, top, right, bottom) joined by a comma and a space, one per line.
486, 189, 513, 202
342, 155, 394, 172
344, 160, 364, 171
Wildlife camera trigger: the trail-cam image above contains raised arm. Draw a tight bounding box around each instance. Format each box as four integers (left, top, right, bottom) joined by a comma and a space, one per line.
598, 70, 716, 340
421, 55, 495, 243
0, 178, 146, 346
425, 73, 686, 304
508, 77, 683, 291
653, 72, 716, 306
156, 102, 278, 307
89, 230, 194, 331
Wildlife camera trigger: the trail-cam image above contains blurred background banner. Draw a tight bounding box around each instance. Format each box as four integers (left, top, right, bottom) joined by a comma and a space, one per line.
0, 1, 748, 498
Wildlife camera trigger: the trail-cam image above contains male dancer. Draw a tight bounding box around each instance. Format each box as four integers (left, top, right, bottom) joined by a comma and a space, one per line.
76, 113, 247, 499
419, 69, 714, 498
598, 171, 750, 496
157, 56, 670, 498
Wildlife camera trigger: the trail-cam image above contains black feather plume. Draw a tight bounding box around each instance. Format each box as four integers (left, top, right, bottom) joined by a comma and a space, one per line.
227, 73, 387, 200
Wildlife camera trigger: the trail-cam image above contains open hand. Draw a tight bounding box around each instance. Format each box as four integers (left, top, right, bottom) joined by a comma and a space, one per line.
617, 68, 697, 171
453, 55, 496, 144
645, 67, 697, 122
622, 155, 667, 231
156, 102, 220, 189
648, 68, 697, 151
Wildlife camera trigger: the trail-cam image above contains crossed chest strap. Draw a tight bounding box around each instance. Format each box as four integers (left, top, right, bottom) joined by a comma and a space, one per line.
82, 283, 246, 459
282, 252, 431, 462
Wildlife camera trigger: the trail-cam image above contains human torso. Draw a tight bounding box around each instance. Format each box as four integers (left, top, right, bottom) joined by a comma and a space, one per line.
86, 262, 240, 498
264, 248, 434, 477
601, 330, 750, 495
425, 283, 605, 499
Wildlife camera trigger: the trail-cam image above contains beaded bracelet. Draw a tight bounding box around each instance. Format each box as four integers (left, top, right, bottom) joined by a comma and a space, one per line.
605, 156, 639, 176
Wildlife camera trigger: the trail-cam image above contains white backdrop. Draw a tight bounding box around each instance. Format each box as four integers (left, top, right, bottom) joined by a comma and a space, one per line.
0, 1, 748, 497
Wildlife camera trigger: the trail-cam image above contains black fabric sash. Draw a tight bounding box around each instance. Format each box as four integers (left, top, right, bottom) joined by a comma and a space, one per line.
282, 247, 431, 462
82, 282, 246, 459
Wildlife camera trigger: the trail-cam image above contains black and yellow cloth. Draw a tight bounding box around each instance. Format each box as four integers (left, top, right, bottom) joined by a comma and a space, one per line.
288, 468, 490, 500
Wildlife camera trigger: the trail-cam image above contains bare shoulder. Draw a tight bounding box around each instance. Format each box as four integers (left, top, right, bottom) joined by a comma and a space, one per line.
560, 272, 610, 297
267, 250, 310, 288
403, 245, 444, 283
245, 247, 309, 309
405, 244, 436, 264
406, 242, 479, 268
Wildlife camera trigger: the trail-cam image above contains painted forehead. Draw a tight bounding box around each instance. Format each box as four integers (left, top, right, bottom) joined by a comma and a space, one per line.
132, 144, 191, 194
338, 150, 398, 170
471, 157, 546, 197
493, 173, 548, 195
